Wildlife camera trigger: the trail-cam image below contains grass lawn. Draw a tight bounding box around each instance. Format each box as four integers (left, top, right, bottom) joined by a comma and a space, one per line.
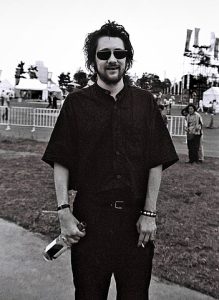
0, 138, 218, 298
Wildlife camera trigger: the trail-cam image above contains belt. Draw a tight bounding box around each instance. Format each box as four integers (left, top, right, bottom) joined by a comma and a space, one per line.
76, 199, 137, 212
110, 200, 125, 210
75, 189, 141, 211
107, 200, 140, 211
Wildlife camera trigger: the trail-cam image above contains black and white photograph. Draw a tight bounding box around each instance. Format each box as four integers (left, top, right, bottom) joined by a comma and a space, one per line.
0, 0, 218, 299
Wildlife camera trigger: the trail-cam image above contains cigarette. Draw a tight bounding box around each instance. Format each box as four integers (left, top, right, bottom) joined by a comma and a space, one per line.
141, 242, 145, 248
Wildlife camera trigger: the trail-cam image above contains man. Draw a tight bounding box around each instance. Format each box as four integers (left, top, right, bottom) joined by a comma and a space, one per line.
42, 21, 178, 300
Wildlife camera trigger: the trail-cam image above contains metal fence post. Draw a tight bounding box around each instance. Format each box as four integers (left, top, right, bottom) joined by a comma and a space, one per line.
5, 107, 11, 130
169, 116, 173, 137
31, 108, 36, 132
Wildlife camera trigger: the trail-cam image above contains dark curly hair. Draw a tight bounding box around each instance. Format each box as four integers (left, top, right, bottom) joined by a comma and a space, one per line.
185, 104, 197, 113
83, 20, 134, 73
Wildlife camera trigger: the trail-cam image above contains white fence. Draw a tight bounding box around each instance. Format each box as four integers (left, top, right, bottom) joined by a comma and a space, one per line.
167, 115, 186, 136
0, 106, 60, 132
0, 106, 186, 137
32, 108, 60, 130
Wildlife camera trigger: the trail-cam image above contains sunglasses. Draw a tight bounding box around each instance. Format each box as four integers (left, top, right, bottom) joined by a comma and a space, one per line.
96, 49, 128, 60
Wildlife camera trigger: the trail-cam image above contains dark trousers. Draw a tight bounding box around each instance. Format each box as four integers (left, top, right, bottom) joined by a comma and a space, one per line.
2, 107, 8, 121
187, 135, 201, 163
71, 189, 154, 300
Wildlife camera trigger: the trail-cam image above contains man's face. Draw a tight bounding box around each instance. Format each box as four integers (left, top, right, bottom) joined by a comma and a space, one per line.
95, 36, 126, 85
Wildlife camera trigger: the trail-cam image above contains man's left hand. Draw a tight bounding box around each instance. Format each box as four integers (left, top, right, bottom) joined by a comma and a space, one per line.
136, 215, 157, 247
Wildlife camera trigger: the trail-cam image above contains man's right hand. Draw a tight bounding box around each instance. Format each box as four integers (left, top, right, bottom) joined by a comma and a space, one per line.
58, 209, 86, 245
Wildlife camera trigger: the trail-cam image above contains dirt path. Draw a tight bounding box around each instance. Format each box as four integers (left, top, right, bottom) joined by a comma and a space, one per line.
0, 149, 39, 159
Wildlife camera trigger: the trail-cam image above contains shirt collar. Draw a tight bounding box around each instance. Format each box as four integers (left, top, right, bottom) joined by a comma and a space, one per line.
94, 83, 111, 95
94, 82, 128, 99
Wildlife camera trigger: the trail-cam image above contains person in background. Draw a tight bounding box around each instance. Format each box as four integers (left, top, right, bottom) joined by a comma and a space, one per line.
212, 99, 217, 114
165, 98, 170, 115
52, 92, 58, 109
207, 101, 216, 129
158, 104, 168, 126
47, 92, 53, 108
185, 104, 203, 164
1, 90, 5, 106
42, 20, 178, 299
168, 96, 173, 114
182, 107, 204, 163
163, 97, 167, 108
181, 107, 188, 118
197, 99, 203, 112
181, 107, 188, 131
2, 92, 10, 121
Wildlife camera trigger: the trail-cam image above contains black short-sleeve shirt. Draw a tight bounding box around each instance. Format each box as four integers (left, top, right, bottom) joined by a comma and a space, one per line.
42, 83, 178, 198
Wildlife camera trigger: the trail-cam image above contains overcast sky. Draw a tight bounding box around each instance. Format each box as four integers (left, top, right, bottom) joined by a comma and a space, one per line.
1, 0, 219, 84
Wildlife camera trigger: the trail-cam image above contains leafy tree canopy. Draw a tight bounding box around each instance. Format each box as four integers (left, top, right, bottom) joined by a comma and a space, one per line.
58, 72, 71, 88
15, 61, 27, 84
137, 73, 161, 92
136, 73, 171, 93
28, 65, 38, 79
73, 69, 88, 88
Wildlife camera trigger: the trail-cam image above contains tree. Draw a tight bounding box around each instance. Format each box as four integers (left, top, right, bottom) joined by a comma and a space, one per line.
58, 72, 71, 89
189, 74, 208, 101
162, 78, 171, 89
137, 73, 163, 93
73, 69, 88, 88
161, 78, 172, 94
136, 73, 172, 95
28, 65, 38, 79
15, 61, 26, 85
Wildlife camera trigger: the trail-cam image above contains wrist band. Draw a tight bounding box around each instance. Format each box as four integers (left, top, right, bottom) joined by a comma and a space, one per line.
57, 204, 70, 211
140, 210, 157, 218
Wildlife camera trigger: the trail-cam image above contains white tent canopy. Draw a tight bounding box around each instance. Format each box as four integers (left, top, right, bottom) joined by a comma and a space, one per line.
15, 78, 47, 91
203, 87, 219, 112
48, 84, 62, 93
0, 79, 15, 97
203, 87, 219, 104
14, 79, 63, 100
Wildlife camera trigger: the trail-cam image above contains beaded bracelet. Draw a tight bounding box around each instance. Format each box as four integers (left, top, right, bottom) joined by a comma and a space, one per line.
57, 204, 70, 211
140, 210, 157, 218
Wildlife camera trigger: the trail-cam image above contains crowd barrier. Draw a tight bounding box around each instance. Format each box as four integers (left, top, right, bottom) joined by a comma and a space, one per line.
0, 106, 60, 132
167, 115, 186, 136
0, 106, 186, 137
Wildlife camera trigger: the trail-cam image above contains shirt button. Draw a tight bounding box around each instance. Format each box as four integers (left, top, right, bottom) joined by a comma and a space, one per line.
116, 174, 121, 179
115, 151, 120, 156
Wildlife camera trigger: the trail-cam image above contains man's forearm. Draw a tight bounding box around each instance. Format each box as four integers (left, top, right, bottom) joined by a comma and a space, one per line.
53, 163, 85, 243
54, 162, 69, 207
143, 165, 162, 211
